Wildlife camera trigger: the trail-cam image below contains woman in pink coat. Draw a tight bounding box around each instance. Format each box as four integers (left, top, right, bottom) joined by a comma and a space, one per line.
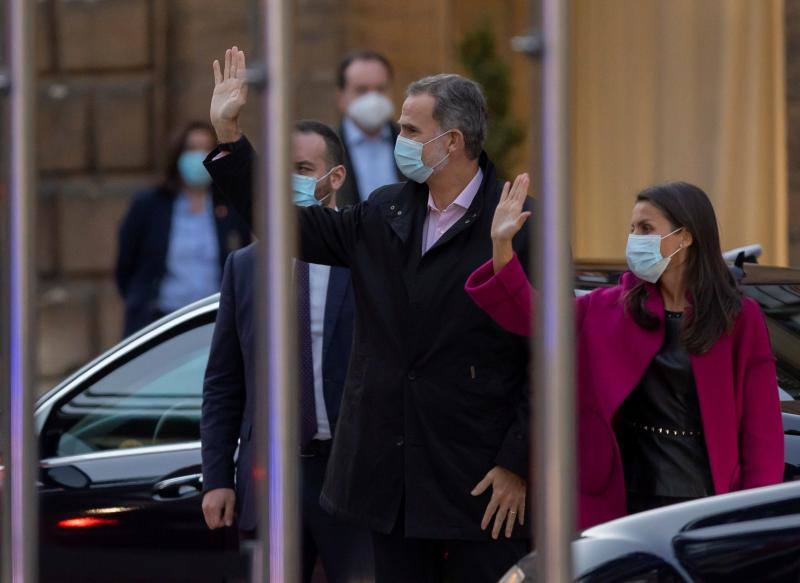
465, 175, 784, 530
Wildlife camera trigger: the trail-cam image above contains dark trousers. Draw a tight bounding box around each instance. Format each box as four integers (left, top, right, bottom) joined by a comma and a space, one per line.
302, 445, 374, 583
371, 511, 527, 583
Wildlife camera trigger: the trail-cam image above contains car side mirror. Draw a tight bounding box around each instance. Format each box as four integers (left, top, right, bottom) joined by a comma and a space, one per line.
42, 465, 91, 489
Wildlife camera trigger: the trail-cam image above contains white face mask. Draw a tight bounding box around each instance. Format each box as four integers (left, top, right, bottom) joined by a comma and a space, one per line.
626, 227, 684, 283
347, 92, 395, 132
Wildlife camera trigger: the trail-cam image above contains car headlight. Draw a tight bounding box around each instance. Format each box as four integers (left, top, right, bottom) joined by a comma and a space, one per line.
497, 565, 526, 583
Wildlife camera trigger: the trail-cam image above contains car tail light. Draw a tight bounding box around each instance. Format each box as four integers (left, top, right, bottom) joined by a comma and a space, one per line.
57, 517, 119, 529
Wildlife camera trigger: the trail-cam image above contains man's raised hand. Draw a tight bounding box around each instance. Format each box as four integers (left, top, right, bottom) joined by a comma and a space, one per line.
210, 46, 248, 143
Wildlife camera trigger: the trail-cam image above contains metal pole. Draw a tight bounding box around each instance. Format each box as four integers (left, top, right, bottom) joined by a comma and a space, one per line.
2, 0, 38, 580
253, 0, 298, 580
535, 0, 574, 581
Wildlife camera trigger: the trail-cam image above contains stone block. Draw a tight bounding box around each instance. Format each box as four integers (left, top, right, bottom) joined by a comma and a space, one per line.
56, 0, 150, 71
37, 83, 89, 172
93, 79, 152, 170
97, 277, 125, 350
37, 1, 53, 73
36, 194, 58, 276
56, 185, 139, 275
37, 282, 95, 379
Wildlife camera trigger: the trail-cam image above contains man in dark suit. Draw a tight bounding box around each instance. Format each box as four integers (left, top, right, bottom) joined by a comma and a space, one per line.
335, 50, 402, 207
208, 47, 532, 583
200, 119, 373, 583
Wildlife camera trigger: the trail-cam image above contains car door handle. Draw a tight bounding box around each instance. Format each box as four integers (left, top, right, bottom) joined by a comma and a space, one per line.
153, 473, 203, 501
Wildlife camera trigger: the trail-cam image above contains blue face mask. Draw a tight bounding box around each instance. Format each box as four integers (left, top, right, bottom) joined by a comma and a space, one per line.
626, 227, 684, 283
292, 167, 336, 207
393, 131, 451, 183
177, 150, 212, 188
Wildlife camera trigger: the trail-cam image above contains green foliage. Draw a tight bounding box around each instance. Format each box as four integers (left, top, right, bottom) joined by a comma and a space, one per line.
458, 22, 526, 179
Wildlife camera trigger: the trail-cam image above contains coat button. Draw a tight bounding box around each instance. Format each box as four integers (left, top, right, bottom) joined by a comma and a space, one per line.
390, 204, 396, 210
408, 371, 417, 380
396, 437, 404, 447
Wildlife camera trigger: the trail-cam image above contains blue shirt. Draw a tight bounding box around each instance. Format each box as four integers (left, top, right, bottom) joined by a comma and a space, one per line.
158, 192, 220, 313
342, 117, 398, 201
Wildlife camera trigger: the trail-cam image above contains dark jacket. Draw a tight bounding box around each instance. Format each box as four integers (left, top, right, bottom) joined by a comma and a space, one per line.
336, 120, 402, 208
115, 186, 250, 337
200, 243, 355, 532
204, 136, 532, 540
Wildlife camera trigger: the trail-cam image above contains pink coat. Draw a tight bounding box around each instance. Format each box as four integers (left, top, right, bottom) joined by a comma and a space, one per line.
465, 255, 784, 529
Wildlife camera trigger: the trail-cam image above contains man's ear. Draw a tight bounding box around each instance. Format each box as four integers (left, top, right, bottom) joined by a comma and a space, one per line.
329, 164, 347, 192
448, 129, 465, 155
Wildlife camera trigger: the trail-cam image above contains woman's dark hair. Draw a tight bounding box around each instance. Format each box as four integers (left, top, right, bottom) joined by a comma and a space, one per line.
163, 121, 216, 193
624, 181, 742, 354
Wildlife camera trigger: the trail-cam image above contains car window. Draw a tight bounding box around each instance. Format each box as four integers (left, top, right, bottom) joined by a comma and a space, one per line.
744, 284, 800, 401
42, 322, 214, 457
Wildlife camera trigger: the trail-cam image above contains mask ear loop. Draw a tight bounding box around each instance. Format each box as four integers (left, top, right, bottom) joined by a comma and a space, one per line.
315, 165, 341, 205
424, 131, 454, 173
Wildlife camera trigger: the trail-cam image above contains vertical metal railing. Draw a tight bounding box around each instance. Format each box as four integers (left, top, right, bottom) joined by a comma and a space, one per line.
2, 0, 38, 581
252, 0, 299, 581
534, 0, 574, 581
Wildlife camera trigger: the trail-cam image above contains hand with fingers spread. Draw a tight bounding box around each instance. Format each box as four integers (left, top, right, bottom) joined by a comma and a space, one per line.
471, 465, 527, 540
210, 46, 249, 144
491, 172, 531, 274
202, 487, 236, 530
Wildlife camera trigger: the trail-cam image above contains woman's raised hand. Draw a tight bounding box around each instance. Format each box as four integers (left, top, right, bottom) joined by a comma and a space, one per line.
491, 173, 531, 242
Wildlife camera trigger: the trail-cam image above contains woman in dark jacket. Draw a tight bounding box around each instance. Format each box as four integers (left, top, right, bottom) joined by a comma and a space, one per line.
116, 121, 250, 337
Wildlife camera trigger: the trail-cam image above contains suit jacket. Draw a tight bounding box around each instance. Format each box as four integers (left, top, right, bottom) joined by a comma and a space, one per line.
200, 243, 355, 532
466, 257, 785, 530
115, 186, 250, 337
204, 135, 533, 540
336, 120, 402, 208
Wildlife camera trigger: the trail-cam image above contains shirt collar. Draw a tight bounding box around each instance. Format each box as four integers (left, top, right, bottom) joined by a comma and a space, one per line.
427, 168, 484, 213
343, 116, 393, 147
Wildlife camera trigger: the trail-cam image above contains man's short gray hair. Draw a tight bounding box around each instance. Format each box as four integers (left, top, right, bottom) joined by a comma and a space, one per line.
406, 74, 487, 160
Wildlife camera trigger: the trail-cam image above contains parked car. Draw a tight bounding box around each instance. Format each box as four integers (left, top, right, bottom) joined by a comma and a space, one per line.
501, 259, 800, 582
35, 295, 243, 583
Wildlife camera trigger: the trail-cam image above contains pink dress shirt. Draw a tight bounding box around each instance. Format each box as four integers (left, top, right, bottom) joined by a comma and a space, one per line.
422, 168, 483, 253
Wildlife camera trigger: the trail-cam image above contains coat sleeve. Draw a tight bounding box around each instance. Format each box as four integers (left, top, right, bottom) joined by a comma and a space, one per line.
115, 193, 146, 296
200, 253, 246, 493
296, 203, 365, 267
465, 254, 534, 336
738, 300, 785, 489
465, 253, 591, 337
204, 137, 256, 230
204, 134, 362, 268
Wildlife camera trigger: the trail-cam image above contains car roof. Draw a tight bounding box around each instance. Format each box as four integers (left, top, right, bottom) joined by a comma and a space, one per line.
37, 293, 221, 408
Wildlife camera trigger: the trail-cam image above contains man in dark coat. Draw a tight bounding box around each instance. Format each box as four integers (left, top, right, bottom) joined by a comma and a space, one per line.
200, 120, 373, 582
207, 47, 533, 583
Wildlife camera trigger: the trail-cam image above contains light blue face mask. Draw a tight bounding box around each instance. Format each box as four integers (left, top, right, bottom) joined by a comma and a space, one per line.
626, 227, 684, 283
178, 150, 213, 188
393, 131, 451, 183
292, 167, 335, 207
